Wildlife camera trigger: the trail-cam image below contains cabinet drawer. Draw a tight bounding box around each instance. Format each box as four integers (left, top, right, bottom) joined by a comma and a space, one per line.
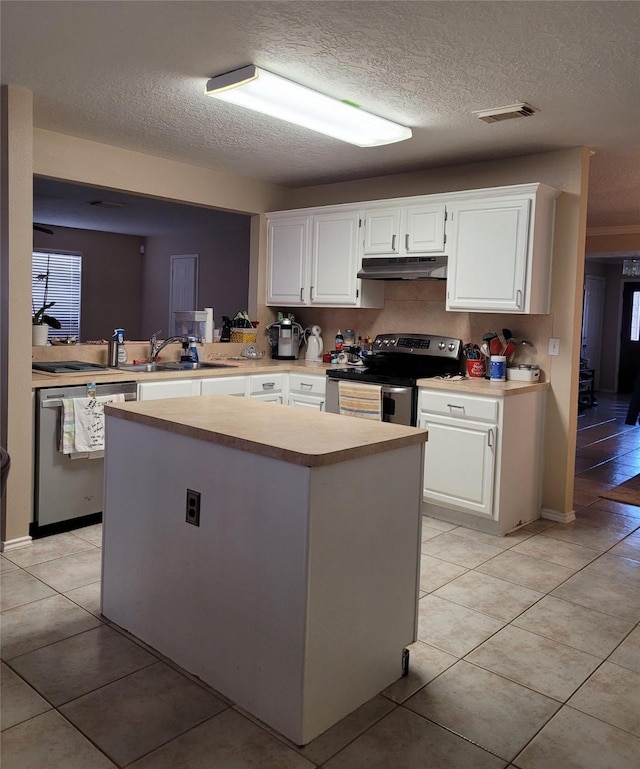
248, 373, 286, 394
201, 376, 247, 396
288, 373, 326, 395
420, 390, 499, 422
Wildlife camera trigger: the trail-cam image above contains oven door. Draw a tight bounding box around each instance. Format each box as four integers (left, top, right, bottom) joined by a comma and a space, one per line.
325, 378, 416, 425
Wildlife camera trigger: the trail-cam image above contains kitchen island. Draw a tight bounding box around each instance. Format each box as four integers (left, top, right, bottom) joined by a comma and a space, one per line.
101, 395, 427, 745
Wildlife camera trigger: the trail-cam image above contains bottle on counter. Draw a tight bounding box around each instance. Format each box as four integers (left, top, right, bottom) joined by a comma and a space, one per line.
114, 328, 127, 364
335, 329, 344, 351
221, 316, 231, 343
344, 329, 355, 348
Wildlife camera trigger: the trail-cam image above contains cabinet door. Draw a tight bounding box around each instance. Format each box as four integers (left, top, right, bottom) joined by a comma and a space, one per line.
289, 392, 325, 411
419, 413, 496, 518
405, 204, 446, 253
310, 212, 360, 306
267, 216, 309, 306
363, 207, 401, 255
446, 198, 531, 312
200, 376, 247, 396
137, 380, 200, 401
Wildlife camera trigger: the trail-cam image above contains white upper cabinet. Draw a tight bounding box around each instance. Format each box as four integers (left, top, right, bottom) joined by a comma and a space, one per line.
363, 203, 446, 256
267, 208, 384, 308
446, 184, 558, 314
267, 215, 309, 306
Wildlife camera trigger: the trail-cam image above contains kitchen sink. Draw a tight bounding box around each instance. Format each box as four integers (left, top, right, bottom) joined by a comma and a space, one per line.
116, 361, 238, 372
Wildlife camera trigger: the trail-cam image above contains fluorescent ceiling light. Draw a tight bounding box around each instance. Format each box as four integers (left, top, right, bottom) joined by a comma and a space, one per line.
205, 65, 412, 147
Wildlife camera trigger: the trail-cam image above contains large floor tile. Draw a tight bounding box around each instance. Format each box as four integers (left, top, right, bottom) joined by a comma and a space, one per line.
417, 594, 505, 657
64, 580, 102, 616
405, 660, 559, 761
9, 625, 157, 706
0, 709, 117, 768
2, 532, 95, 567
568, 662, 640, 736
256, 694, 397, 766
476, 549, 576, 592
466, 625, 602, 701
511, 532, 601, 569
381, 641, 457, 704
129, 708, 314, 768
513, 706, 640, 769
574, 506, 640, 534
1, 594, 102, 660
444, 525, 532, 550
582, 553, 640, 587
539, 520, 630, 550
551, 569, 640, 623
60, 661, 228, 767
0, 555, 19, 573
512, 595, 634, 658
24, 548, 102, 592
420, 532, 504, 568
608, 626, 640, 673
419, 554, 467, 593
72, 523, 103, 547
432, 570, 543, 622
420, 516, 459, 533
0, 569, 56, 611
587, 498, 640, 519
324, 706, 506, 769
609, 530, 640, 560
1, 663, 51, 731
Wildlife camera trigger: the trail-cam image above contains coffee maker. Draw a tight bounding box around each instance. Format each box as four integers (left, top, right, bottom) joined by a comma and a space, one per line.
266, 318, 304, 360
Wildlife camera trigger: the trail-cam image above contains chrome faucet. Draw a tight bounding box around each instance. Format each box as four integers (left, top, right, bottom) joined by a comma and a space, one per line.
149, 331, 187, 362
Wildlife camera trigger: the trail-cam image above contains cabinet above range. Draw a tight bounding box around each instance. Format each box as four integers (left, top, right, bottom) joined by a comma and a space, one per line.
266, 182, 559, 313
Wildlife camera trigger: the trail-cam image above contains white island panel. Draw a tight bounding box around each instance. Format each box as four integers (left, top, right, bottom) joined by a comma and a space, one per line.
102, 407, 423, 745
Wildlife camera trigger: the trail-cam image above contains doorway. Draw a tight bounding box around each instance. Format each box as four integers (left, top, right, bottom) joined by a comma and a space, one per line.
617, 280, 640, 393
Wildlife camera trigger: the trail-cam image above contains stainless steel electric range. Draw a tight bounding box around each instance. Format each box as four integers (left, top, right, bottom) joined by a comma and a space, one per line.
325, 333, 463, 426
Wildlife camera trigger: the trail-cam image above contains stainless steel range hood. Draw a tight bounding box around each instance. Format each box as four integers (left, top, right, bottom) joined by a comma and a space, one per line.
357, 255, 447, 280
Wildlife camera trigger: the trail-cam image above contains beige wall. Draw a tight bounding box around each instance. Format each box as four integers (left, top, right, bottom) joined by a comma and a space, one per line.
1, 87, 35, 545
33, 226, 144, 340
3, 114, 588, 544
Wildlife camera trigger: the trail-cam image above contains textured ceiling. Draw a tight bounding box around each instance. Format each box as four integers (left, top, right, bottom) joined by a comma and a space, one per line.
2, 1, 639, 230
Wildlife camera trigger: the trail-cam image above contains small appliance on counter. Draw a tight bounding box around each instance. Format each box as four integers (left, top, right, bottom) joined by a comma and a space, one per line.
174, 311, 208, 340
304, 325, 324, 362
266, 318, 304, 360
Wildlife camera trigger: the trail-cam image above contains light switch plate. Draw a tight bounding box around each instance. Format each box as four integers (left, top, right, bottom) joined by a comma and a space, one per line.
548, 338, 560, 356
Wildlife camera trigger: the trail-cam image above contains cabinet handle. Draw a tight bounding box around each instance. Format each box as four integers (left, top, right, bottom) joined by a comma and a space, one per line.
405, 233, 410, 251
487, 429, 494, 448
300, 287, 304, 301
447, 403, 465, 411
300, 382, 313, 390
262, 382, 275, 390
516, 289, 522, 308
391, 234, 396, 252
310, 285, 314, 300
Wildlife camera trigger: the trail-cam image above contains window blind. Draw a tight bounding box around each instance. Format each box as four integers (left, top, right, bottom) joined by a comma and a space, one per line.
32, 251, 82, 339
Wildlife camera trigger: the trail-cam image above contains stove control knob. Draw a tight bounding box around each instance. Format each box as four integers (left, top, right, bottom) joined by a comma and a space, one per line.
448, 343, 456, 351
438, 342, 446, 350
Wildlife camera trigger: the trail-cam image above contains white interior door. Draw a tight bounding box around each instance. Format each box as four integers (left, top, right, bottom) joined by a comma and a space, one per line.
169, 254, 198, 334
582, 275, 605, 388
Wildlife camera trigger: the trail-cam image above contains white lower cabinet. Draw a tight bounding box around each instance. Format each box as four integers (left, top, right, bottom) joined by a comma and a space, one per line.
288, 373, 326, 411
137, 380, 201, 401
248, 373, 286, 404
419, 387, 546, 535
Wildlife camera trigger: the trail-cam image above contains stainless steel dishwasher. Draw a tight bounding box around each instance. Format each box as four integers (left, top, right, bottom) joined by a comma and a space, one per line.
33, 380, 137, 537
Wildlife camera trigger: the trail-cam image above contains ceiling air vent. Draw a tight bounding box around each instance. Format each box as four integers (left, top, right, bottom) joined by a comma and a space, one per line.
472, 103, 538, 124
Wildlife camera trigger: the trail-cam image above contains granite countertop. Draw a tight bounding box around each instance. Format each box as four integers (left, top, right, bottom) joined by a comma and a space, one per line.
105, 394, 428, 467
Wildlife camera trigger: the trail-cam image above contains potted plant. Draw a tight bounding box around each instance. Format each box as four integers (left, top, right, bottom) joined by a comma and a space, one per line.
32, 258, 61, 345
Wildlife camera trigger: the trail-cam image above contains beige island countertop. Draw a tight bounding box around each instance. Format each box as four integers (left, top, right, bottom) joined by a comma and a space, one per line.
105, 393, 428, 467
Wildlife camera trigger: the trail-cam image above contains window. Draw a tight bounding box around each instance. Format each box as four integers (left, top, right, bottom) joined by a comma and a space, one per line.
32, 251, 82, 339
631, 291, 640, 342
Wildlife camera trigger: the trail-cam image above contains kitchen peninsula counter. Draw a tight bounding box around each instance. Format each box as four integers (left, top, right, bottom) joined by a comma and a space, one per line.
101, 395, 426, 745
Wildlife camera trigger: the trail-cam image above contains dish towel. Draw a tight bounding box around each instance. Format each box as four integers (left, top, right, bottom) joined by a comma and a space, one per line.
338, 381, 382, 421
60, 394, 125, 458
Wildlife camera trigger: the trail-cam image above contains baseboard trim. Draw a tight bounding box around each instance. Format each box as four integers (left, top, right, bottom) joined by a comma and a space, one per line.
541, 507, 576, 524
1, 535, 33, 552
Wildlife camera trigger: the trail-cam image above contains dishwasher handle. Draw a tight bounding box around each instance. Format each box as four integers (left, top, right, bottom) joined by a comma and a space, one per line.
41, 391, 137, 408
